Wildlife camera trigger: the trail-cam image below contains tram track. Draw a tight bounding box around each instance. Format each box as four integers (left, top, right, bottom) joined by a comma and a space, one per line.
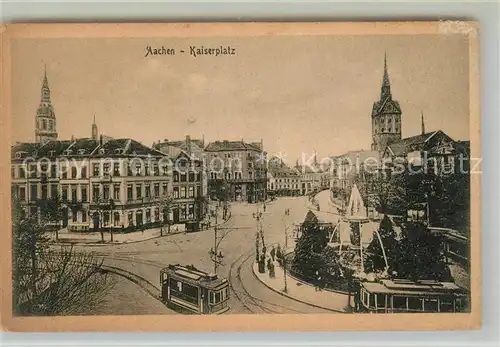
228, 249, 306, 314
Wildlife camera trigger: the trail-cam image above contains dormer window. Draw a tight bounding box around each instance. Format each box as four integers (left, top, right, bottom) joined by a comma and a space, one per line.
99, 148, 106, 154
115, 149, 124, 155
15, 151, 26, 159
78, 149, 86, 155
48, 150, 56, 157
64, 149, 73, 156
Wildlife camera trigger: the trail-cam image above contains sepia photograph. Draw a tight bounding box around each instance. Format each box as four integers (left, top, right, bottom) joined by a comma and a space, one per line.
1, 22, 480, 332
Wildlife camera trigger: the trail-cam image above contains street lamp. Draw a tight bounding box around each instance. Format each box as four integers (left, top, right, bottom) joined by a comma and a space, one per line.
108, 173, 114, 242
209, 205, 228, 274
282, 245, 288, 293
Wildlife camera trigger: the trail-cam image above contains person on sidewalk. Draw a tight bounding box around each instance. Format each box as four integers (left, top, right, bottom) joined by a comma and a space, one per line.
270, 246, 276, 262
315, 270, 322, 291
267, 259, 275, 279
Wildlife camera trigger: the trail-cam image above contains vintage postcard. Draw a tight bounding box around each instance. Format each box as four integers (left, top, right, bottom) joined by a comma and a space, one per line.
1, 22, 480, 332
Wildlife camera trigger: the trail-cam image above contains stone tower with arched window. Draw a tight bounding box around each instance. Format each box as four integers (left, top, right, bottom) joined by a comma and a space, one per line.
371, 54, 402, 152
35, 66, 58, 143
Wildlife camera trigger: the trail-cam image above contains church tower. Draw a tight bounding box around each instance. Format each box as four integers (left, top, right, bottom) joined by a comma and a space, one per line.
371, 53, 402, 152
35, 66, 58, 143
91, 115, 98, 140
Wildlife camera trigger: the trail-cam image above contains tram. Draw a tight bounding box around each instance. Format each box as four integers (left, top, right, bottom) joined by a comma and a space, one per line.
160, 264, 230, 314
359, 279, 468, 313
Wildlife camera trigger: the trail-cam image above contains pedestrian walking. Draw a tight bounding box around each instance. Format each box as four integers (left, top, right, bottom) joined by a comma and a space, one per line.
270, 246, 276, 262
315, 270, 321, 291
276, 244, 282, 264
267, 259, 275, 278
263, 204, 266, 212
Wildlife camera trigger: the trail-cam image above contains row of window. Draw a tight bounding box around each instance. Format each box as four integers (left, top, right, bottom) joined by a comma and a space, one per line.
13, 182, 171, 203
172, 185, 201, 199
38, 118, 55, 132
374, 117, 400, 134
209, 171, 261, 180
361, 290, 456, 312
210, 287, 229, 304
11, 163, 204, 179
270, 184, 300, 190
123, 182, 169, 201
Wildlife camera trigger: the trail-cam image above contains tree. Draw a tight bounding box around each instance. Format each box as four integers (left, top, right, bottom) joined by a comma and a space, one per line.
337, 250, 358, 310
37, 195, 64, 242
431, 172, 470, 233
393, 221, 452, 282
318, 246, 343, 284
291, 220, 327, 280
156, 193, 174, 236
369, 170, 430, 217
365, 215, 398, 274
12, 198, 115, 315
91, 196, 112, 242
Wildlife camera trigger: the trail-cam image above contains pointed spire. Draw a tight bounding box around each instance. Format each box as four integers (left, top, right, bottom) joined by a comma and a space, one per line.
421, 111, 425, 135
41, 64, 51, 102
92, 114, 98, 140
380, 52, 392, 100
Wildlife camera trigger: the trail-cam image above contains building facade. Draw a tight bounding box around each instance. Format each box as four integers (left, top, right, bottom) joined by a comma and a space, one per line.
11, 136, 179, 232
205, 140, 267, 203
153, 135, 209, 231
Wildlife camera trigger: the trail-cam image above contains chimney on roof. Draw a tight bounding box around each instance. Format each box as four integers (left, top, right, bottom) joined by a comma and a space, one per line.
71, 135, 75, 141
100, 135, 103, 146
164, 139, 168, 143
202, 134, 205, 147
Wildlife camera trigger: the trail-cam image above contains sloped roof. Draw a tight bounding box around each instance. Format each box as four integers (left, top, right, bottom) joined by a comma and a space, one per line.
386, 130, 453, 157
97, 138, 165, 157
372, 97, 402, 117
11, 142, 43, 157
67, 138, 100, 156
37, 140, 75, 157
205, 140, 261, 152
158, 139, 204, 149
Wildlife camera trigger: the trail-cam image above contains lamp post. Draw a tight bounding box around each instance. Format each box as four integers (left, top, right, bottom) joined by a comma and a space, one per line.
282, 246, 288, 293
108, 173, 114, 242
141, 196, 145, 233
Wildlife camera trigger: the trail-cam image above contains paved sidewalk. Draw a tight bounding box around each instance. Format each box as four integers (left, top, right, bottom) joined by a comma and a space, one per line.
253, 259, 349, 313
47, 226, 184, 245
48, 212, 232, 246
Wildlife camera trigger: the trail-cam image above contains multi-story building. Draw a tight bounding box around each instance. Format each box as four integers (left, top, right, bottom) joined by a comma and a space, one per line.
154, 137, 207, 231
266, 156, 300, 197
12, 136, 173, 232
329, 150, 380, 200
204, 140, 267, 203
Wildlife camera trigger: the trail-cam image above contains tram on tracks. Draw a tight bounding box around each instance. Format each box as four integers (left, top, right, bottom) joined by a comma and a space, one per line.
359, 279, 468, 313
160, 264, 230, 314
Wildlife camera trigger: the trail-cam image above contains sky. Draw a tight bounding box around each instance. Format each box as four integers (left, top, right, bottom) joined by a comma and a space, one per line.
11, 34, 470, 164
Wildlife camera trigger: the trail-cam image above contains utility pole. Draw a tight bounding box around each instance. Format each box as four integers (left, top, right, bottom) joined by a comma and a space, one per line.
283, 247, 288, 293
209, 206, 224, 274
283, 217, 288, 293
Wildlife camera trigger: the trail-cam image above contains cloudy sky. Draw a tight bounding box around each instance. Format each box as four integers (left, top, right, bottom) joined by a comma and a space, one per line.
11, 34, 470, 163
